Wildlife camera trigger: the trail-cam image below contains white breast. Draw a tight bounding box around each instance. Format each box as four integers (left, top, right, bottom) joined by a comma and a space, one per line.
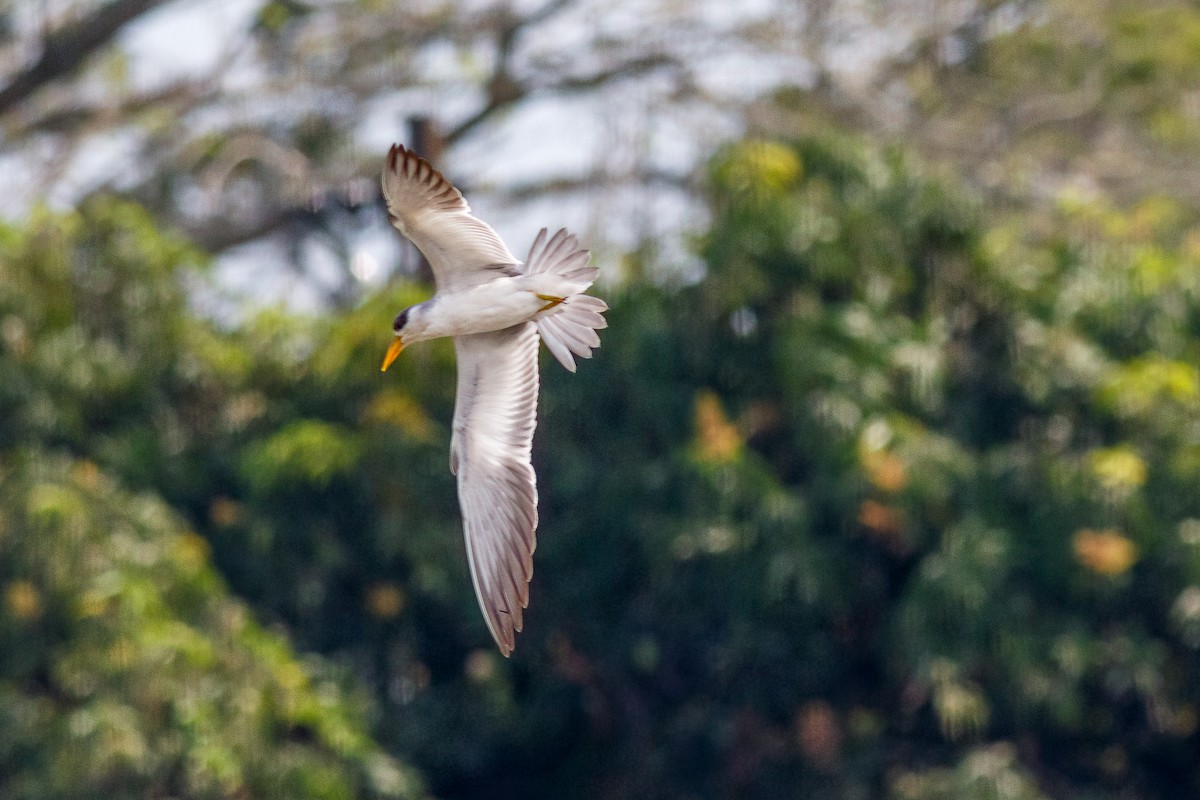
423, 278, 546, 339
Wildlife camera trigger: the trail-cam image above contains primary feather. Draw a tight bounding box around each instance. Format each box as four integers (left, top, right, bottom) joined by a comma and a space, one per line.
382, 144, 520, 291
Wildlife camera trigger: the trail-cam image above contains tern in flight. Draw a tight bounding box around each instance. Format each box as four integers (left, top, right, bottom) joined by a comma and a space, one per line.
380, 144, 607, 655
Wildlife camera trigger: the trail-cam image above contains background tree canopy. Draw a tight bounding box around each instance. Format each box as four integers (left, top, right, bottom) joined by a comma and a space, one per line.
2, 0, 1199, 798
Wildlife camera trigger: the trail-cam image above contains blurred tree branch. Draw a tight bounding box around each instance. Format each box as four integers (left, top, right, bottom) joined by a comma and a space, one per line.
784, 0, 1200, 210
10, 81, 206, 136
5, 0, 1194, 307
444, 0, 681, 145
493, 166, 694, 202
0, 0, 169, 115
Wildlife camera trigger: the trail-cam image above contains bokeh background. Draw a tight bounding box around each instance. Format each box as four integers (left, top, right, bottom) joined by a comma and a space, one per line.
2, 1, 1200, 797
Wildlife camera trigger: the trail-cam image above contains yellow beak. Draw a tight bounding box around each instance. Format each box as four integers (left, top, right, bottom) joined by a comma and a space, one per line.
381, 337, 405, 372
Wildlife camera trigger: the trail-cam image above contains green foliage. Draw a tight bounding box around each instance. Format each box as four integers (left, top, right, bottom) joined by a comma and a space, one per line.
890, 744, 1050, 800
0, 453, 422, 799
0, 201, 199, 453
0, 200, 426, 799
6, 71, 1200, 800
157, 132, 1195, 798
4, 1, 1200, 798
352, 134, 1198, 797
242, 420, 362, 494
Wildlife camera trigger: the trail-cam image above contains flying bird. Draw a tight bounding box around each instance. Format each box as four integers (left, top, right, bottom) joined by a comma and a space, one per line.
379, 144, 607, 656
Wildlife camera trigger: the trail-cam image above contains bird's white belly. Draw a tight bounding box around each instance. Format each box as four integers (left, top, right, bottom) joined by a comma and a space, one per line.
423, 278, 547, 339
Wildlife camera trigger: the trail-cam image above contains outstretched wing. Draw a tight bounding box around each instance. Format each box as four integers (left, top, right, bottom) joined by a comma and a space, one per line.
382, 144, 520, 292
450, 323, 540, 655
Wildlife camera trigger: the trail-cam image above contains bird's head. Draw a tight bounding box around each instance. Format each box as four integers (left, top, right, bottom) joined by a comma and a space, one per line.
381, 307, 413, 372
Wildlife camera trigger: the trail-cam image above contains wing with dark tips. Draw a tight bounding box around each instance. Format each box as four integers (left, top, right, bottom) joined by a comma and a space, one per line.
382, 144, 520, 292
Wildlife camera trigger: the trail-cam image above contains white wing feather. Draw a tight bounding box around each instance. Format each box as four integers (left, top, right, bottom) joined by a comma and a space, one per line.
451, 323, 540, 655
382, 144, 520, 292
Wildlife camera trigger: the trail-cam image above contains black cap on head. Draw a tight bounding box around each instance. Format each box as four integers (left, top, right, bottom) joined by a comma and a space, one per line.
393, 309, 410, 333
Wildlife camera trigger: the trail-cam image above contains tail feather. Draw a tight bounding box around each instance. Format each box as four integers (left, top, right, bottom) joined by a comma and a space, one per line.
524, 228, 607, 372
526, 228, 595, 285
538, 298, 607, 372
526, 228, 578, 274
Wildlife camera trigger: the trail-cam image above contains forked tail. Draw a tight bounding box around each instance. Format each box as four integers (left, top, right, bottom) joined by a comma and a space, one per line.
525, 228, 608, 372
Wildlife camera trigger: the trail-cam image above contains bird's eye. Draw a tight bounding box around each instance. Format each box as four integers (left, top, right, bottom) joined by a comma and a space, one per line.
393, 309, 409, 332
